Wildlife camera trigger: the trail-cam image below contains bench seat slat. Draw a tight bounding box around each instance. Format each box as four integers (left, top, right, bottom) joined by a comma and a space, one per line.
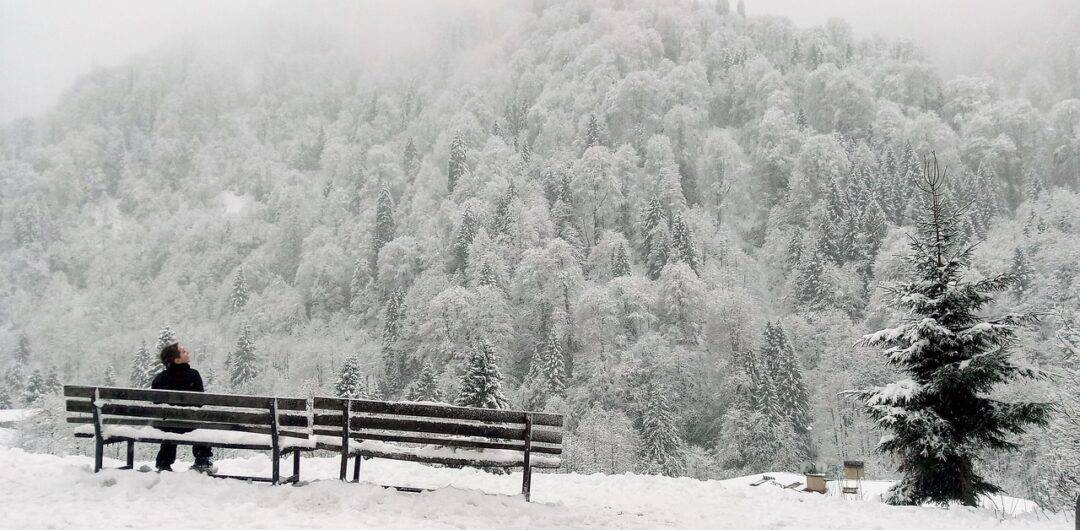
67, 416, 311, 440
73, 424, 315, 451
336, 439, 561, 469
312, 428, 563, 455
313, 397, 562, 427
65, 400, 309, 428
64, 385, 307, 411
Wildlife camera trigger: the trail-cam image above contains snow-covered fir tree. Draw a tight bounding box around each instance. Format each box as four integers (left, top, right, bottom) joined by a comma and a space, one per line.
457, 339, 509, 409
23, 369, 46, 405
611, 240, 632, 277
14, 335, 31, 365
761, 321, 813, 460
584, 113, 601, 149
370, 182, 395, 277
447, 133, 467, 193
858, 156, 1051, 506
102, 364, 117, 386
381, 287, 407, 395
530, 328, 567, 398
230, 324, 259, 391
129, 340, 157, 388
668, 211, 699, 275
639, 197, 669, 280
406, 360, 444, 402
334, 355, 366, 398
638, 382, 683, 477
230, 267, 249, 312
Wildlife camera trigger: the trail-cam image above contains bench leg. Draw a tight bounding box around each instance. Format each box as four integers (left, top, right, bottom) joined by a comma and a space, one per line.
125, 441, 135, 469
352, 455, 362, 482
271, 448, 280, 485
93, 438, 103, 473
339, 450, 348, 481
522, 464, 532, 502
292, 449, 300, 480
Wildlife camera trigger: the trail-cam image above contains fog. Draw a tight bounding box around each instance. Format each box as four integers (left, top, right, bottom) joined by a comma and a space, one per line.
2, 0, 1077, 123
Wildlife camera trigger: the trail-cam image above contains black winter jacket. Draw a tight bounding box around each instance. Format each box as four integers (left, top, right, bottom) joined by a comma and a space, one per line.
151, 363, 205, 393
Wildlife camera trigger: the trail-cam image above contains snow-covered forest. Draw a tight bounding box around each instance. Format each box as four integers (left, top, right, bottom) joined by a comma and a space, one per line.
0, 0, 1077, 512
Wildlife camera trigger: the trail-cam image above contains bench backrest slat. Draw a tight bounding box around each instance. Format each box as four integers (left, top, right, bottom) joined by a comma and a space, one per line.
66, 399, 311, 427
64, 385, 307, 411
314, 397, 562, 427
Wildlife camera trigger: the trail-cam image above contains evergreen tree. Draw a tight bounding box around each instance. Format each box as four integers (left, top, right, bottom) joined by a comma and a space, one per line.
230, 324, 259, 391
453, 205, 481, 273
736, 0, 745, 16
639, 197, 669, 280
531, 328, 567, 397
791, 243, 830, 312
23, 369, 45, 405
407, 361, 444, 402
585, 113, 601, 149
403, 138, 419, 177
42, 367, 61, 396
103, 364, 117, 386
761, 321, 813, 460
457, 339, 509, 409
668, 211, 700, 275
447, 133, 467, 193
2, 362, 24, 399
818, 177, 853, 263
858, 156, 1051, 506
130, 340, 157, 388
1010, 247, 1034, 296
230, 267, 249, 313
156, 326, 176, 352
14, 335, 30, 365
382, 287, 407, 394
0, 384, 10, 409
335, 355, 365, 398
790, 37, 802, 65
371, 182, 396, 277
715, 0, 729, 16
611, 241, 632, 277
491, 183, 516, 237
639, 382, 683, 476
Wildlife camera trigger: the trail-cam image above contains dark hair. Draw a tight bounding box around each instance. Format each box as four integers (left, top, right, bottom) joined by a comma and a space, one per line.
160, 342, 181, 365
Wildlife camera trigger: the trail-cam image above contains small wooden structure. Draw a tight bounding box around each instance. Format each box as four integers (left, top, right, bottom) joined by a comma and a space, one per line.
312, 397, 564, 501
842, 460, 865, 496
64, 385, 314, 484
804, 473, 827, 494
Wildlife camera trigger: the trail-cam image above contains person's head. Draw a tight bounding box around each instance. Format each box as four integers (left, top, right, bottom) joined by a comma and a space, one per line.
160, 342, 190, 366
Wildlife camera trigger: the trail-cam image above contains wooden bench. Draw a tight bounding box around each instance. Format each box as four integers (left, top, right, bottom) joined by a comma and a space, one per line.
64, 385, 314, 484
312, 397, 564, 501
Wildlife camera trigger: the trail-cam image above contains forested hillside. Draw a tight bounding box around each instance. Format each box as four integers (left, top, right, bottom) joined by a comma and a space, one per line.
1, 0, 1077, 510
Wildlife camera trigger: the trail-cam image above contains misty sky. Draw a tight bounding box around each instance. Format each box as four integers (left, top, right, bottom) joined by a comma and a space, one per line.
0, 0, 1075, 124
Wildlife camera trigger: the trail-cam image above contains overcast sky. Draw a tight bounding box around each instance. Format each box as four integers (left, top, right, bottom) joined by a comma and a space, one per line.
0, 0, 1075, 123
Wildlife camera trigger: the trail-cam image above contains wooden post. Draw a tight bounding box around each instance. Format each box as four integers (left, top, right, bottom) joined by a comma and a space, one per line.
125, 440, 135, 469
91, 388, 104, 473
522, 413, 533, 502
1074, 492, 1078, 530
269, 399, 280, 485
339, 400, 351, 481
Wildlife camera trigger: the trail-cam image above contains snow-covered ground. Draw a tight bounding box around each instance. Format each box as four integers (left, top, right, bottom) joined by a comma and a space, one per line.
0, 445, 1069, 529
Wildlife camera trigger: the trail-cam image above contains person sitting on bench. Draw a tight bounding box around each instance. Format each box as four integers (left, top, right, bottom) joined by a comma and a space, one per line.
152, 342, 214, 473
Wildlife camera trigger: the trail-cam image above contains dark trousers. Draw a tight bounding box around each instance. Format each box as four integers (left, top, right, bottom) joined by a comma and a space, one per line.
155, 427, 212, 468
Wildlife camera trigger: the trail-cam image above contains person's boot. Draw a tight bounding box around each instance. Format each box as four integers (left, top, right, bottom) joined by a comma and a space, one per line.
191, 457, 216, 474
156, 465, 173, 472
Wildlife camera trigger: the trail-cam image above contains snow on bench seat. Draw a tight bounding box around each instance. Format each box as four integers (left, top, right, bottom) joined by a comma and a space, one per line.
74, 425, 315, 451
316, 435, 561, 468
